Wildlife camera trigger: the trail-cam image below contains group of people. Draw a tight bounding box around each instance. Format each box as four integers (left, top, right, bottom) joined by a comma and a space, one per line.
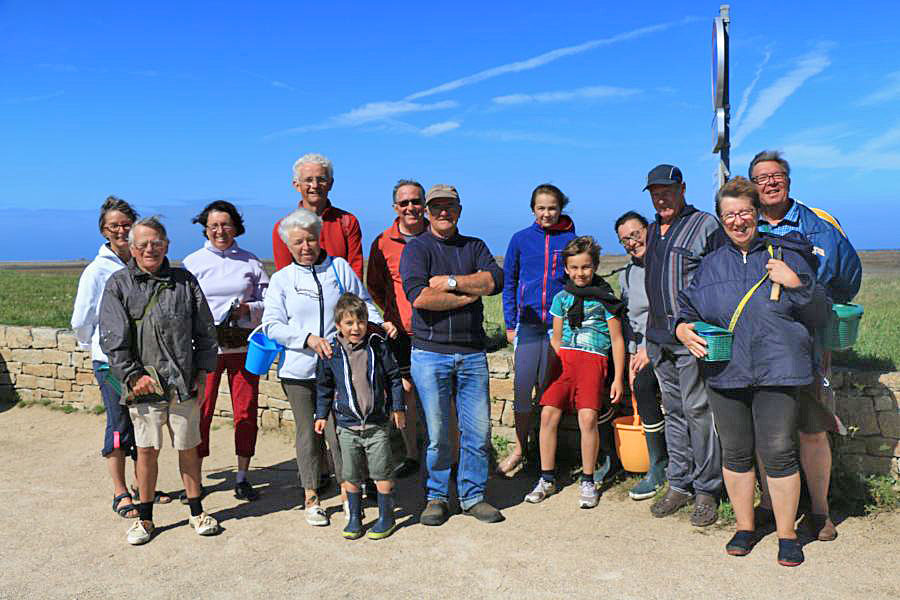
71, 150, 861, 566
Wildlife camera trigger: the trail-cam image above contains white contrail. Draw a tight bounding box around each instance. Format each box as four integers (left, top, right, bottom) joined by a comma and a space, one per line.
733, 47, 772, 128
493, 85, 639, 105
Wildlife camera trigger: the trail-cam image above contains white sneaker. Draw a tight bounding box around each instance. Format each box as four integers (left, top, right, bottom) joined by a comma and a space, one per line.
305, 505, 329, 527
127, 519, 155, 545
579, 480, 600, 509
189, 512, 220, 536
525, 479, 556, 504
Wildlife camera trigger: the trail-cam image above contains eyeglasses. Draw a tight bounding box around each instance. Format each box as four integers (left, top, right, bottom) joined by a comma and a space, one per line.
104, 223, 132, 232
133, 240, 167, 251
206, 224, 235, 232
394, 198, 423, 208
299, 176, 330, 186
618, 231, 644, 246
721, 209, 756, 224
426, 203, 459, 215
750, 172, 787, 185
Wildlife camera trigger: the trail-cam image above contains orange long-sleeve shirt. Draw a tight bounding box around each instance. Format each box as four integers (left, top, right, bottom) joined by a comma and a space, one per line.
272, 201, 364, 278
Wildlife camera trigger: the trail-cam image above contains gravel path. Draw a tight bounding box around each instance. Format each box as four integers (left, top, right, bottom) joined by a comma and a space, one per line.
2, 404, 897, 599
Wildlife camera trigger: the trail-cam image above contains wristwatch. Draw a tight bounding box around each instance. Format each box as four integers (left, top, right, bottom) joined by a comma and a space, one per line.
447, 275, 457, 290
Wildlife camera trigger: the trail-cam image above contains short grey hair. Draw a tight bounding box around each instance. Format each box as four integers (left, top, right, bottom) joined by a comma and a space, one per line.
278, 208, 322, 243
292, 153, 333, 181
749, 150, 791, 178
128, 216, 168, 244
392, 179, 425, 203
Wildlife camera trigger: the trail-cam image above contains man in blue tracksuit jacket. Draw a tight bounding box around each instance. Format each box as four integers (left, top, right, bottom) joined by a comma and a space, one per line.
750, 149, 862, 542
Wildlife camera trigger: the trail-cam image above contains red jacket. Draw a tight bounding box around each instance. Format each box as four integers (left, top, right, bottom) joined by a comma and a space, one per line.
366, 218, 426, 334
272, 202, 364, 278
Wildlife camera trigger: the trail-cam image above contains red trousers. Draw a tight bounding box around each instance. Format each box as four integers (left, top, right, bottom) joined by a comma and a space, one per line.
199, 353, 260, 458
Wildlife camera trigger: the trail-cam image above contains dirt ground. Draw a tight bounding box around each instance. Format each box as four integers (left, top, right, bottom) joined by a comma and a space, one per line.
2, 404, 898, 600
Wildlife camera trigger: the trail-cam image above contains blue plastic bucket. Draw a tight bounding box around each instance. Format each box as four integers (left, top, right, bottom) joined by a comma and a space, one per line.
244, 325, 285, 375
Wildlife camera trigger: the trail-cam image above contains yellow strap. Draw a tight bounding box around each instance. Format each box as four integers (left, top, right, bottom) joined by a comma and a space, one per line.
728, 245, 774, 332
808, 206, 848, 238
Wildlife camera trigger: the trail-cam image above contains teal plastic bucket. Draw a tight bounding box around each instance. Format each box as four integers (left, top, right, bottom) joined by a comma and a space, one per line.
694, 322, 733, 362
825, 303, 864, 351
245, 325, 285, 375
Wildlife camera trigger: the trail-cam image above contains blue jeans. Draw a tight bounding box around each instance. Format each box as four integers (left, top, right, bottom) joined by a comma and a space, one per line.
411, 348, 491, 510
92, 361, 136, 459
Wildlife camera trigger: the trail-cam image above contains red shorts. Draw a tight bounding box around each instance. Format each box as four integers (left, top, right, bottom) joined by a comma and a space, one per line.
540, 348, 608, 412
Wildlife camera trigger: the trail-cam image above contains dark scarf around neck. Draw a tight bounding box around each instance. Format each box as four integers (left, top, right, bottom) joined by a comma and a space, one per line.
563, 275, 626, 329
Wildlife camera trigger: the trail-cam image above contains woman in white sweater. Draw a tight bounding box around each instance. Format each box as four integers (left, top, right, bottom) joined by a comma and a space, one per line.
264, 208, 395, 526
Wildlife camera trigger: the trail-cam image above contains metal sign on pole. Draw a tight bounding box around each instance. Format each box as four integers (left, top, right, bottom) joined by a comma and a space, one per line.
712, 5, 730, 190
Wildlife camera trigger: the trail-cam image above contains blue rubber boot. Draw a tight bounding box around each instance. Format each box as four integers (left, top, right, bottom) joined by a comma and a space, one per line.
342, 492, 363, 540
629, 429, 668, 500
366, 492, 397, 540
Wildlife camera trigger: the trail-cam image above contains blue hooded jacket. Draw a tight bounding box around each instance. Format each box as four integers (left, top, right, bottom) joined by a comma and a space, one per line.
502, 215, 576, 330
676, 232, 830, 390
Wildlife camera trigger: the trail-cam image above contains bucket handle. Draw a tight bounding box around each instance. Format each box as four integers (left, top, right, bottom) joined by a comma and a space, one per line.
628, 379, 642, 427
247, 323, 267, 342
248, 323, 286, 370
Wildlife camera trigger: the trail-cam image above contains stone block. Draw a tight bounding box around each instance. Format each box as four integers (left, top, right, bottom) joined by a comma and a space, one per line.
892, 458, 900, 479
281, 419, 296, 436
873, 392, 898, 412
41, 349, 70, 365
58, 332, 79, 352
82, 386, 102, 408
259, 380, 286, 401
878, 372, 900, 391
55, 379, 72, 393
30, 328, 59, 349
7, 361, 21, 374
6, 327, 33, 349
829, 370, 845, 389
0, 325, 5, 346
23, 363, 56, 378
17, 389, 35, 403
490, 399, 504, 424
261, 409, 280, 430
489, 378, 514, 401
76, 372, 96, 386
500, 403, 515, 427
57, 366, 76, 380
487, 353, 511, 378
836, 438, 867, 455
864, 436, 900, 458
256, 395, 269, 409
15, 373, 37, 388
877, 410, 900, 438
268, 398, 291, 411
282, 409, 294, 422
835, 395, 879, 436
11, 349, 43, 365
36, 377, 55, 390
41, 389, 63, 399
218, 408, 233, 418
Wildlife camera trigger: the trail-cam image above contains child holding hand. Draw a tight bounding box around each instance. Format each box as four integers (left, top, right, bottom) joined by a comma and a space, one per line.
315, 293, 406, 540
525, 236, 626, 509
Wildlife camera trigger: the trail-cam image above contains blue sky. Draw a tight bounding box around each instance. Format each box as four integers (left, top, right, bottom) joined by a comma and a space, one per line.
2, 1, 899, 261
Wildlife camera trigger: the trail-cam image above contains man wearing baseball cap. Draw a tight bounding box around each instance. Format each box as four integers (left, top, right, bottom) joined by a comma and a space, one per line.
399, 184, 505, 526
642, 164, 724, 527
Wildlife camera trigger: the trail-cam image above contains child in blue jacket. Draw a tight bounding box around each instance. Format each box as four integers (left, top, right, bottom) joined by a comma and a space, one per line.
315, 293, 406, 540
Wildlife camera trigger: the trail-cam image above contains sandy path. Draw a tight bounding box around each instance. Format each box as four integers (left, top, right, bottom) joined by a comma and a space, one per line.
1, 404, 897, 599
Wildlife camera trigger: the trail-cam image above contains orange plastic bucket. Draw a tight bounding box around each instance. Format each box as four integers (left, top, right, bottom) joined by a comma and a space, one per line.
613, 383, 650, 473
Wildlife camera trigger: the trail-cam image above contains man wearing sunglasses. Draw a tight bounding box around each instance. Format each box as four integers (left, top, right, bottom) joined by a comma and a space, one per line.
400, 184, 505, 526
366, 180, 429, 480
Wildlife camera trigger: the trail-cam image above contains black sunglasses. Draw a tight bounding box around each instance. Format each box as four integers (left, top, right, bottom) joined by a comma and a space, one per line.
395, 198, 424, 208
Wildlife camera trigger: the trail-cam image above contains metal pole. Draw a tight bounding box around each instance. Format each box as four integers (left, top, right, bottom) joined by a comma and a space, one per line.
719, 4, 730, 188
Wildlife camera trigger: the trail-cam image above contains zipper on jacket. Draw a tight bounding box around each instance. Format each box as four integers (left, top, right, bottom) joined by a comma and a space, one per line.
309, 264, 325, 337
541, 232, 550, 322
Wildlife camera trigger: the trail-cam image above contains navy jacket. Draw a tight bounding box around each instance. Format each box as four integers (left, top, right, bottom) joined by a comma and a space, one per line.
315, 333, 404, 429
399, 229, 504, 354
502, 216, 576, 330
676, 232, 830, 390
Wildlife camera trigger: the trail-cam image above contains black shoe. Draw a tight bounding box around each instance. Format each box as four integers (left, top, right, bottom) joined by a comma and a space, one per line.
462, 501, 505, 523
420, 499, 451, 526
690, 492, 719, 527
650, 488, 693, 518
234, 481, 259, 501
391, 458, 420, 480
725, 530, 757, 556
777, 538, 805, 567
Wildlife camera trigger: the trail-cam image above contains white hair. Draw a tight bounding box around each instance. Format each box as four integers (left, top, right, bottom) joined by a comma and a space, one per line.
127, 216, 168, 244
278, 208, 322, 243
292, 153, 333, 181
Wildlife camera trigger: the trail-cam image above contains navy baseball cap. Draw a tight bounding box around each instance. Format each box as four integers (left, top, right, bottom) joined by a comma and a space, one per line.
643, 164, 683, 190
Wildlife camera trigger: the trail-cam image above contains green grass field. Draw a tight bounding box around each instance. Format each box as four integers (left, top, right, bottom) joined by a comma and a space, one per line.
1, 254, 897, 370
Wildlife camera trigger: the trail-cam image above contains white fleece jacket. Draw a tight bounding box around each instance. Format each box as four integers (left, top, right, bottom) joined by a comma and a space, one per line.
70, 243, 127, 363
262, 255, 382, 380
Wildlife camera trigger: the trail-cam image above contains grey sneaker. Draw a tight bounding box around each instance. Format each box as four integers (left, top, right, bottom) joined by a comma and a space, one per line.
525, 479, 557, 504
578, 480, 600, 509
189, 512, 221, 536
690, 493, 719, 527
305, 505, 329, 527
127, 519, 155, 545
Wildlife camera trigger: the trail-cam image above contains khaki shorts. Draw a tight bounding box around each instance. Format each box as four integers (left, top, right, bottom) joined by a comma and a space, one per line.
337, 424, 394, 483
129, 397, 201, 450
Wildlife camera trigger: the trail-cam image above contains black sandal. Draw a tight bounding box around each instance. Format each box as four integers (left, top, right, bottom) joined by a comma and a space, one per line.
112, 492, 138, 519
131, 486, 174, 504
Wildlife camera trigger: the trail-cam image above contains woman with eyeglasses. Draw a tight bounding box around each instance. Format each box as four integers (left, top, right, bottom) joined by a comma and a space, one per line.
183, 200, 269, 501
498, 183, 576, 475
675, 177, 829, 567
614, 210, 668, 501
263, 207, 395, 526
72, 196, 175, 518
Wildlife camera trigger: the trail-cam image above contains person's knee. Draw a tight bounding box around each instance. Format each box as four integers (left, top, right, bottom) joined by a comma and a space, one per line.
722, 446, 754, 473
798, 431, 829, 448
577, 409, 598, 430
540, 407, 561, 428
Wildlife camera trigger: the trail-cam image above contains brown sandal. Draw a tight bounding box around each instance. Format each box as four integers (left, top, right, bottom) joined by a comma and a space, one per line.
496, 453, 523, 476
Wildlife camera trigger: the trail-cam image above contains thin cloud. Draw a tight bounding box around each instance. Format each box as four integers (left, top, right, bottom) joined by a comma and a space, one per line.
493, 85, 639, 105
856, 71, 900, 106
732, 44, 831, 149
406, 18, 698, 101
6, 90, 64, 104
421, 121, 460, 136
733, 46, 772, 127
271, 80, 295, 91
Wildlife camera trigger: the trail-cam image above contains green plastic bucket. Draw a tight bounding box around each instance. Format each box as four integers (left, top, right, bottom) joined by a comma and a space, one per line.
825, 303, 864, 351
694, 322, 733, 362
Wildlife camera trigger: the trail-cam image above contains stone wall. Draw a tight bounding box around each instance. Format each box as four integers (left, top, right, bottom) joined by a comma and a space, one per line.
2, 325, 898, 479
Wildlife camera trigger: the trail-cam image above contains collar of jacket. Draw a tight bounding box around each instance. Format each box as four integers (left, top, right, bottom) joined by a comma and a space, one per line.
128, 257, 173, 281
98, 242, 127, 266
728, 231, 812, 257
387, 217, 429, 242
203, 239, 241, 257
530, 214, 575, 234
653, 203, 698, 226
291, 249, 330, 270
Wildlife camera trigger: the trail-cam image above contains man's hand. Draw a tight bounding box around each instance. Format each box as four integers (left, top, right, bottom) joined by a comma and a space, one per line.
675, 322, 707, 359
609, 378, 625, 404
306, 335, 333, 359
314, 419, 327, 434
393, 411, 406, 430
629, 347, 650, 378
382, 321, 399, 339
428, 275, 451, 291
234, 302, 251, 319
131, 374, 157, 397
766, 258, 803, 289
506, 330, 516, 344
